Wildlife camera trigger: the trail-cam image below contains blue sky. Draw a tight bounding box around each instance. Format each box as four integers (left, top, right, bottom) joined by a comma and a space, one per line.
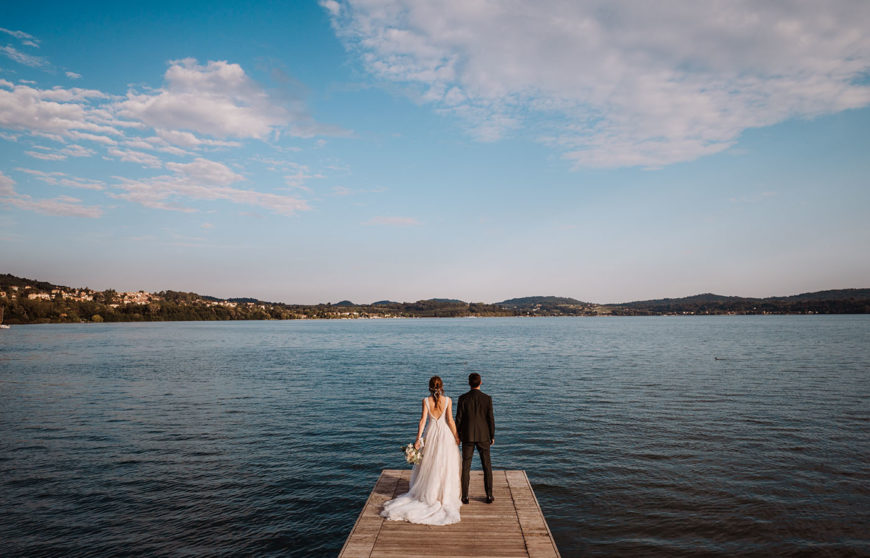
1, 1, 869, 304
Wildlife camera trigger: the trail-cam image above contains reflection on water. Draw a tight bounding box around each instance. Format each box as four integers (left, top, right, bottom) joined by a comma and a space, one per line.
1, 316, 868, 556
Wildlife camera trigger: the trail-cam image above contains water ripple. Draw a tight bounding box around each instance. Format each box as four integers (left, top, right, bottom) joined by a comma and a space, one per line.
1, 316, 868, 557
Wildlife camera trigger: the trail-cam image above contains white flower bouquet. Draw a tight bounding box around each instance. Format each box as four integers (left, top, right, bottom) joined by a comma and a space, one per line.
402, 439, 424, 465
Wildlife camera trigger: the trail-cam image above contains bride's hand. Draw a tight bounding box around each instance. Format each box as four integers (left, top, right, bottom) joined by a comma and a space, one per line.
454, 436, 461, 446
414, 439, 422, 450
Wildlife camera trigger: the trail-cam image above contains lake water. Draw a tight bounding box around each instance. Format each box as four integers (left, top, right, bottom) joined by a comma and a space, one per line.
1, 316, 868, 557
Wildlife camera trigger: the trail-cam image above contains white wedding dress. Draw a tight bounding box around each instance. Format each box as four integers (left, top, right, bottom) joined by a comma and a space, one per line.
381, 396, 462, 525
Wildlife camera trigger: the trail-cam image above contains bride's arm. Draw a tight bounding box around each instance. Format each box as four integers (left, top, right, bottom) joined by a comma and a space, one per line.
445, 398, 461, 445
414, 399, 428, 450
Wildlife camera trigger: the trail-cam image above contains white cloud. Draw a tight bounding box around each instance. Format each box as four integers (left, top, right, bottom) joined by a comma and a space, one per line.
25, 150, 67, 160
119, 59, 349, 140
58, 177, 104, 190
154, 128, 239, 148
111, 157, 309, 216
155, 129, 202, 147
165, 158, 244, 185
123, 137, 190, 157
0, 27, 39, 47
24, 144, 95, 160
16, 168, 104, 190
0, 59, 345, 199
362, 216, 420, 226
60, 144, 95, 157
69, 131, 118, 145
0, 58, 335, 219
320, 0, 341, 17
107, 148, 163, 168
327, 0, 870, 168
248, 157, 326, 192
66, 71, 82, 79
119, 58, 334, 140
283, 162, 324, 191
144, 139, 192, 156
0, 83, 121, 138
5, 194, 103, 218
39, 87, 107, 102
0, 170, 102, 217
0, 170, 14, 196
0, 45, 47, 68
15, 168, 64, 180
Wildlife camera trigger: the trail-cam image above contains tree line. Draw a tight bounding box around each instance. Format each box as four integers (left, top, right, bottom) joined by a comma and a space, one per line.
2, 273, 868, 325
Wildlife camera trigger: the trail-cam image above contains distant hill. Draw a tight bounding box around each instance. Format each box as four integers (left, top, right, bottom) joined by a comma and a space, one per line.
620, 293, 747, 307
0, 273, 61, 292
619, 289, 870, 307
3, 271, 869, 324
498, 296, 587, 309
608, 289, 870, 315
769, 289, 870, 301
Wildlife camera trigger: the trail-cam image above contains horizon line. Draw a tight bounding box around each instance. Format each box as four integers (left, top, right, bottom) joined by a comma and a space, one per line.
2, 273, 867, 307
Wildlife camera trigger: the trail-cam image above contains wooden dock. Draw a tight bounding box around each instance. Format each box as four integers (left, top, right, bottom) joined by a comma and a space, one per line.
339, 469, 560, 558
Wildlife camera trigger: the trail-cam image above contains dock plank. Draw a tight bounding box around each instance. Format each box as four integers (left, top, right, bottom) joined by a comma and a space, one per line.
340, 470, 560, 558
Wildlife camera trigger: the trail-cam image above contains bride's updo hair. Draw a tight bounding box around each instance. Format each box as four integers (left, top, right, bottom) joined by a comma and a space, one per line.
429, 376, 444, 410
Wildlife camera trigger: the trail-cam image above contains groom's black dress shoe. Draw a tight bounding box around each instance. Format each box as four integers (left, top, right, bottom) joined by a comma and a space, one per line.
485, 496, 494, 504
461, 498, 469, 505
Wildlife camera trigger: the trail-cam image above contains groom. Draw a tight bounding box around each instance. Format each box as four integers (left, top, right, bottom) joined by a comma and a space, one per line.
455, 372, 495, 504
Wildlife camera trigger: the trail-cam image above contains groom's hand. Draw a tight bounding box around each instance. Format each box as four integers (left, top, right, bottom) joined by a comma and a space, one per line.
491, 439, 495, 446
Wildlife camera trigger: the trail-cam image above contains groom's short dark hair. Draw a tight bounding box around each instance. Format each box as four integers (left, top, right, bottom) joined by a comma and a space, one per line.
468, 373, 481, 388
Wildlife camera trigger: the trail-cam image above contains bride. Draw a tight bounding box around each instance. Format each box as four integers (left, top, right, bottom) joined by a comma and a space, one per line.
381, 375, 462, 525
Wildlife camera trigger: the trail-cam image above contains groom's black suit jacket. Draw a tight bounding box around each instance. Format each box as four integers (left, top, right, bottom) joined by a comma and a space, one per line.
455, 389, 495, 443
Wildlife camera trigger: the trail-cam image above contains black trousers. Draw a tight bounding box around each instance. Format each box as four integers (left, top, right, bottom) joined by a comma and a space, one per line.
461, 440, 492, 499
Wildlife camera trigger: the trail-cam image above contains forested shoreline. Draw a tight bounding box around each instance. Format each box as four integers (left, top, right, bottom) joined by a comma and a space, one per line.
2, 273, 868, 325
